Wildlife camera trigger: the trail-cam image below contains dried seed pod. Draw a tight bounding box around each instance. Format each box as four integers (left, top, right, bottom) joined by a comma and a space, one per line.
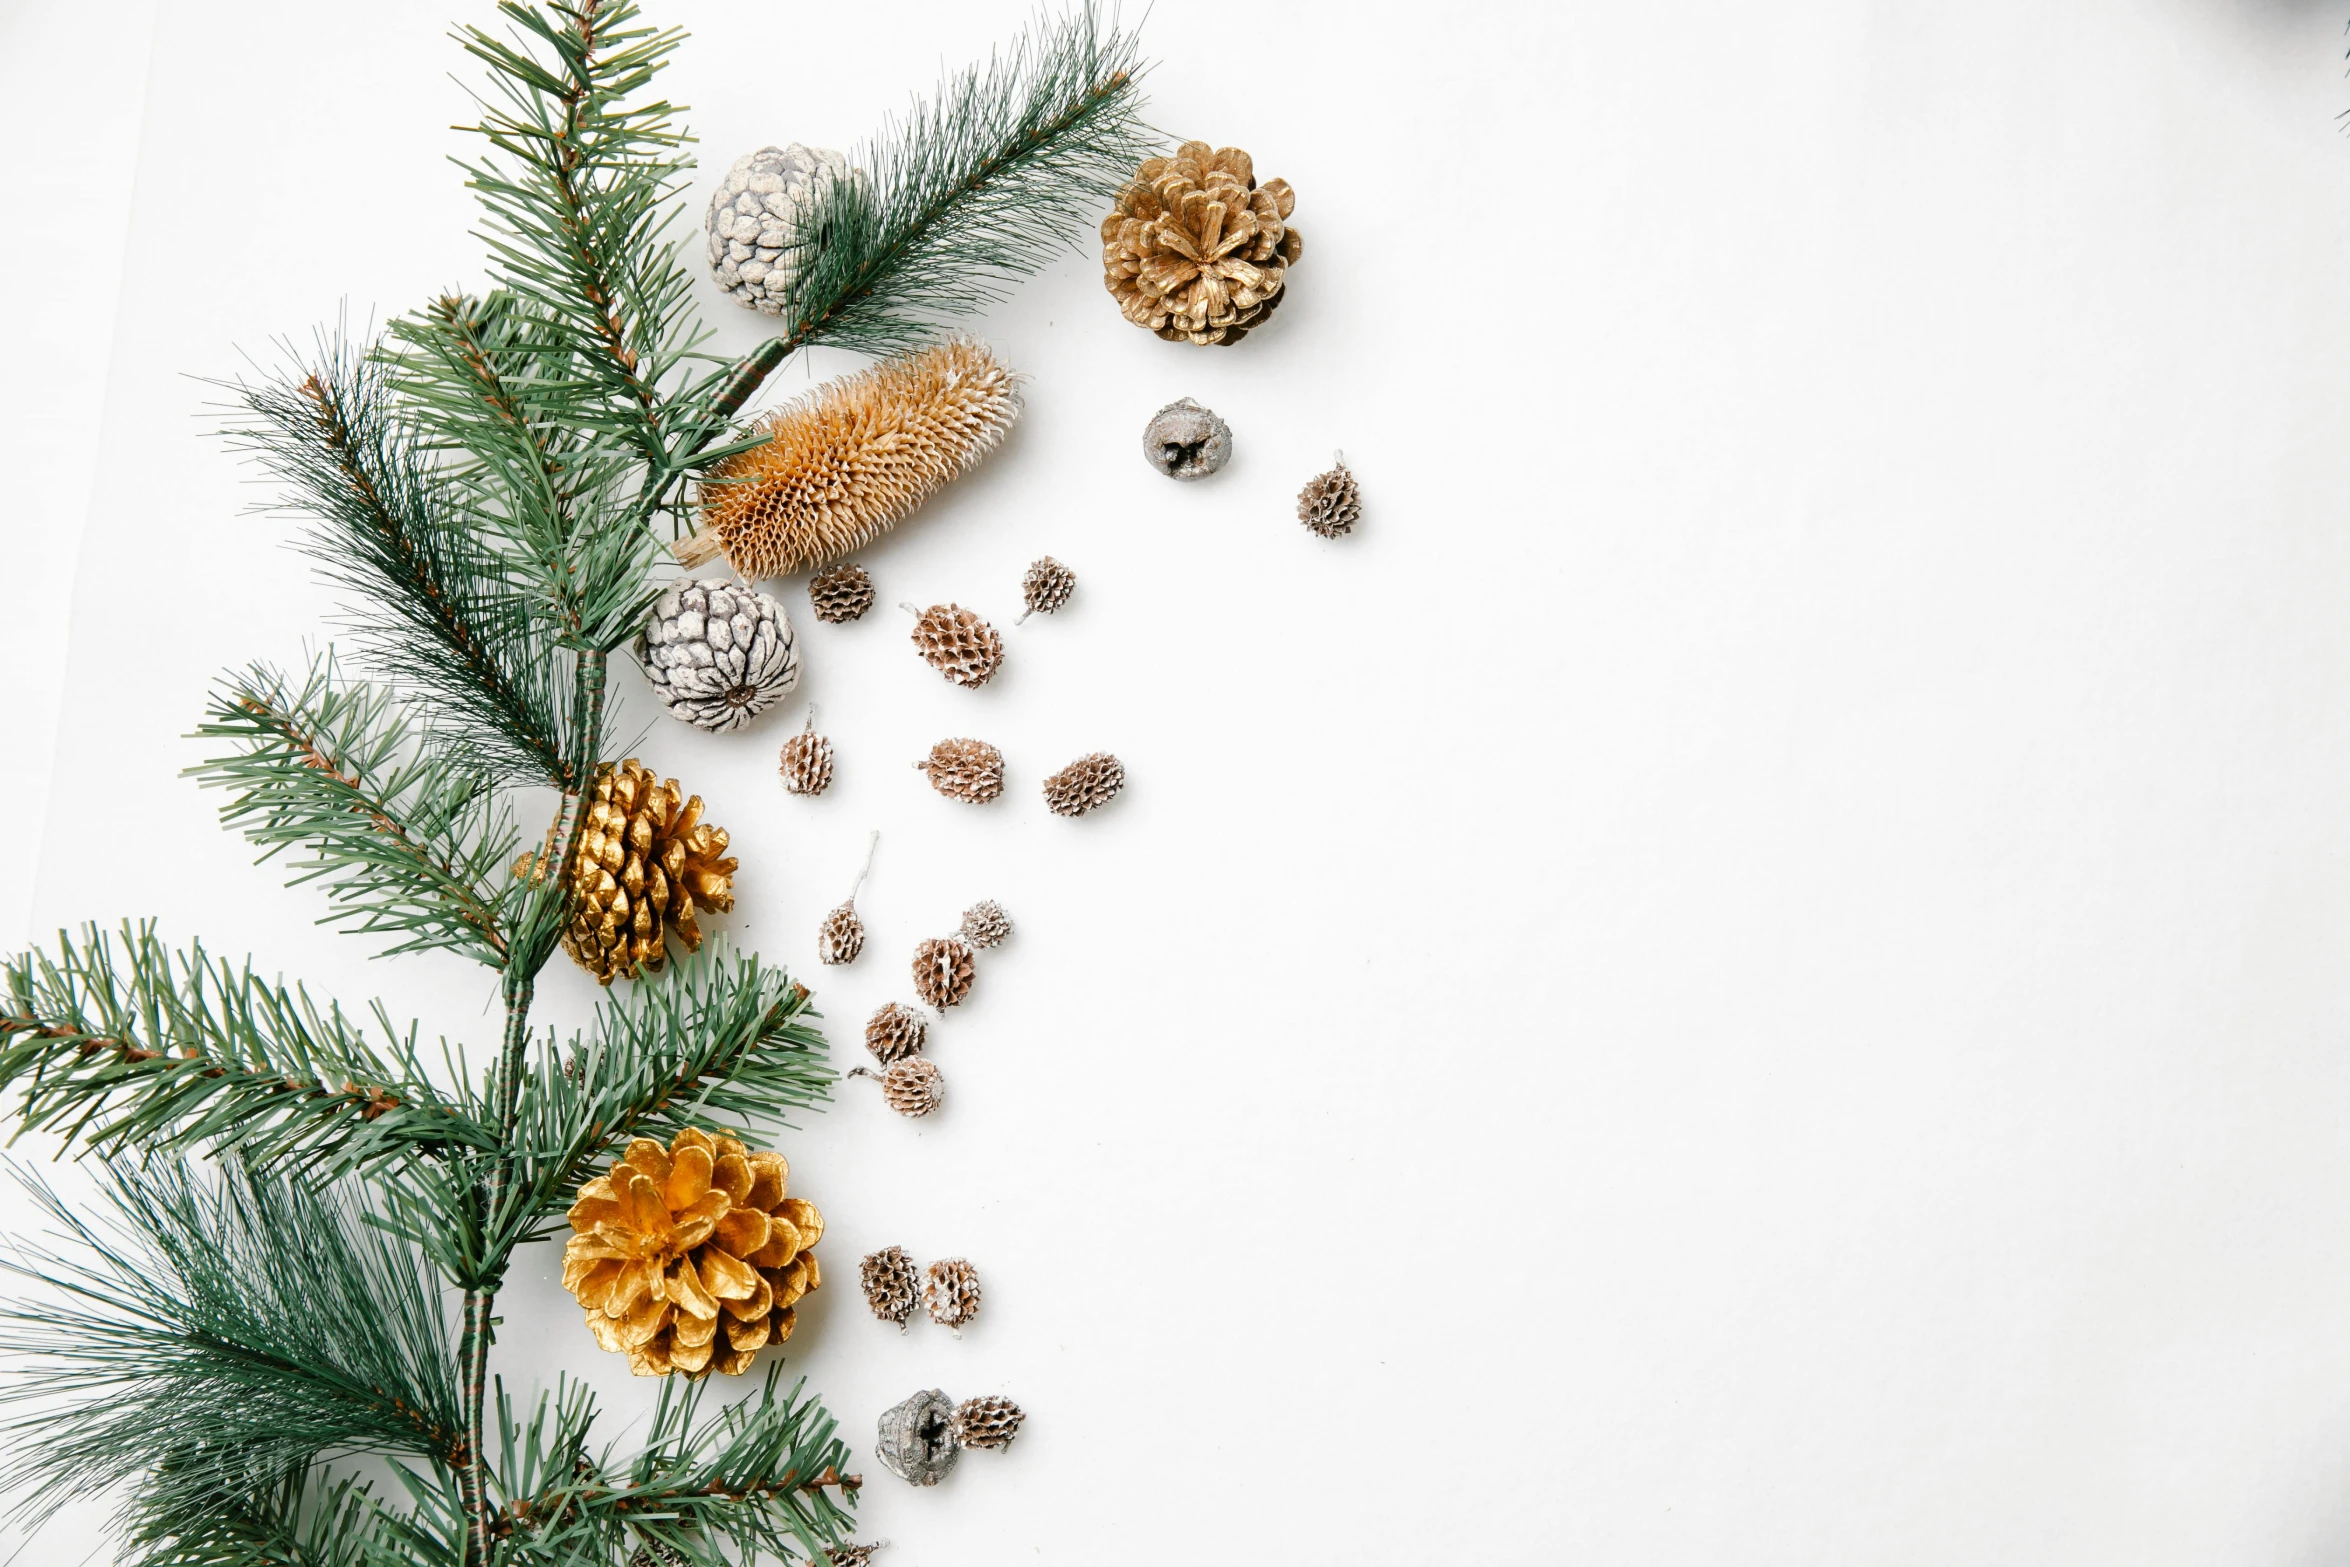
850, 1059, 946, 1118
959, 900, 1012, 949
916, 738, 1005, 804
906, 603, 1005, 688
864, 1002, 929, 1064
912, 937, 976, 1010
1297, 453, 1361, 539
1141, 398, 1230, 480
778, 711, 835, 796
809, 562, 877, 624
860, 1246, 920, 1328
817, 832, 879, 966
950, 1395, 1025, 1452
876, 1388, 960, 1486
1042, 752, 1126, 818
1015, 556, 1075, 623
923, 1258, 982, 1330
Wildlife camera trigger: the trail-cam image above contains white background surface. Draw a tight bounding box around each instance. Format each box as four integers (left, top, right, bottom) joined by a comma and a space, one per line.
10, 0, 2350, 1561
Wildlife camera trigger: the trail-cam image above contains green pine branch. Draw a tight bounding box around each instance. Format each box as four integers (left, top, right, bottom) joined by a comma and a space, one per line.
190, 659, 521, 967
0, 1160, 465, 1535
124, 1467, 422, 1567
0, 923, 491, 1172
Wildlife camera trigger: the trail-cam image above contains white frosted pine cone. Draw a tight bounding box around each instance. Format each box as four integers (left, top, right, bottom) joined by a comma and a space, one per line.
706, 144, 855, 316
640, 578, 800, 732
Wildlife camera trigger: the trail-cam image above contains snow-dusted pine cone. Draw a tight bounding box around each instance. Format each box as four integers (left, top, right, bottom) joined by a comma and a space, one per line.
826, 1546, 887, 1567
860, 1246, 920, 1328
912, 937, 976, 1010
1018, 557, 1075, 620
1042, 752, 1126, 817
778, 716, 834, 796
917, 738, 1005, 804
809, 562, 876, 624
640, 579, 800, 732
908, 603, 1004, 688
923, 1258, 982, 1330
1297, 456, 1361, 538
959, 900, 1012, 949
950, 1395, 1025, 1451
864, 1002, 928, 1064
852, 1059, 946, 1118
705, 144, 854, 316
817, 903, 865, 966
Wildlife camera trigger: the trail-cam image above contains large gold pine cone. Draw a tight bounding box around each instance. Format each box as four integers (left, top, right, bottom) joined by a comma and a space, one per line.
560, 759, 739, 984
562, 1127, 825, 1378
1100, 140, 1302, 346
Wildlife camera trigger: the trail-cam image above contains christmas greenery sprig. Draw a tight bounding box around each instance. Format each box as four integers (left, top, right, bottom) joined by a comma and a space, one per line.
0, 1, 1155, 1561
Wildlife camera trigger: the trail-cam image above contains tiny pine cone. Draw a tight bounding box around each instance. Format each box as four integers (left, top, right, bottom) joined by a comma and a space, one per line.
1297, 459, 1361, 538
779, 726, 835, 796
809, 562, 877, 624
1021, 556, 1075, 616
817, 904, 865, 965
959, 900, 1012, 949
864, 1002, 929, 1064
923, 1257, 982, 1329
1042, 752, 1126, 818
857, 1058, 945, 1117
912, 936, 976, 1009
910, 604, 1005, 688
918, 738, 1004, 804
951, 1395, 1026, 1451
859, 1246, 920, 1327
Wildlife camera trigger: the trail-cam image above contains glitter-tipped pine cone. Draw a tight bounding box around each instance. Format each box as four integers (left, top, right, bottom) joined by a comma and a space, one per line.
552, 760, 738, 984
562, 1128, 824, 1377
1102, 141, 1302, 345
681, 338, 1021, 579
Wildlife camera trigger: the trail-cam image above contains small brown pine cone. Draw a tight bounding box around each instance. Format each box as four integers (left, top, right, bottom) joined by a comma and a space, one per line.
779, 717, 835, 797
826, 1547, 887, 1567
860, 1246, 920, 1328
1042, 753, 1125, 818
809, 563, 876, 624
917, 738, 1004, 804
1297, 457, 1361, 538
1017, 557, 1075, 620
864, 1002, 929, 1064
912, 937, 976, 1009
923, 1258, 982, 1330
951, 1395, 1025, 1451
908, 603, 1004, 688
959, 900, 1012, 949
817, 904, 865, 966
853, 1058, 946, 1117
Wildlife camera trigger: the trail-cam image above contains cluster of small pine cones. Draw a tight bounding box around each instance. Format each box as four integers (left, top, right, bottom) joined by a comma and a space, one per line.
857, 1247, 982, 1331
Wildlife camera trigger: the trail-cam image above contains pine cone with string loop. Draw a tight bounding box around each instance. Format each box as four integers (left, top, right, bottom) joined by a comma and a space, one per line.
562, 1127, 824, 1377
852, 1058, 946, 1117
917, 738, 1004, 804
817, 905, 864, 966
1101, 141, 1302, 345
913, 937, 976, 1009
809, 563, 876, 624
864, 1002, 928, 1064
546, 760, 737, 984
1297, 456, 1362, 538
1042, 753, 1126, 818
909, 604, 1004, 688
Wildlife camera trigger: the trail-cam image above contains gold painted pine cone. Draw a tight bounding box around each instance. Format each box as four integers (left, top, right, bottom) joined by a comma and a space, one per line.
951, 1394, 1025, 1451
913, 936, 976, 1009
852, 1058, 946, 1117
1042, 752, 1126, 818
923, 1257, 982, 1329
865, 1002, 928, 1064
917, 738, 1005, 804
909, 603, 1004, 688
808, 562, 876, 624
553, 760, 738, 984
860, 1245, 920, 1328
562, 1127, 823, 1378
1101, 140, 1302, 346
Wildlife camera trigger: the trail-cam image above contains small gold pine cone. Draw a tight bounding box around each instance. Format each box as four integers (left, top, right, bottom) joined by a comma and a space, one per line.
779, 717, 835, 797
852, 1058, 946, 1117
864, 1002, 929, 1064
557, 760, 738, 984
922, 1257, 982, 1330
808, 562, 877, 624
817, 904, 865, 966
908, 603, 1004, 688
917, 738, 1005, 804
860, 1245, 920, 1327
562, 1127, 824, 1377
950, 1394, 1025, 1451
912, 936, 976, 1009
1042, 752, 1126, 818
1297, 457, 1361, 539
1101, 140, 1302, 346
